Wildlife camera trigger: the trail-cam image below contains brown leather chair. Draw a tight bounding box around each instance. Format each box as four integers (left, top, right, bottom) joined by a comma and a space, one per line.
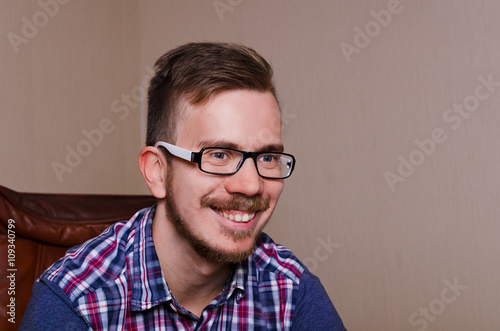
0, 185, 156, 331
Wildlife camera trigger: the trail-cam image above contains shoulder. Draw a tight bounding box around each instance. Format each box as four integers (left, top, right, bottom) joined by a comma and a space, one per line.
40, 207, 151, 301
252, 232, 305, 285
292, 267, 347, 330
252, 233, 347, 330
20, 280, 89, 330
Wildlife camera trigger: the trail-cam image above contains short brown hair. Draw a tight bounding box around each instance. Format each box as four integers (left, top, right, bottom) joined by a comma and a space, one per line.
146, 42, 277, 146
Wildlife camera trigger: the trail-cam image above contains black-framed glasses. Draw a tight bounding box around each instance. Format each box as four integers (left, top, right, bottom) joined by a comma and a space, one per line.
154, 141, 295, 179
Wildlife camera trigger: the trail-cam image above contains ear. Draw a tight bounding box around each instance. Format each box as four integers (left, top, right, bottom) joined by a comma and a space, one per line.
138, 146, 167, 199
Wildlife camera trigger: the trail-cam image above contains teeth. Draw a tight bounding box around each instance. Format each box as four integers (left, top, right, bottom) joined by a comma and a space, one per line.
215, 210, 255, 223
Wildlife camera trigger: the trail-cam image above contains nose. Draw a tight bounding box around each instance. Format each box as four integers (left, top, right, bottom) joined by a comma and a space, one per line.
224, 158, 264, 196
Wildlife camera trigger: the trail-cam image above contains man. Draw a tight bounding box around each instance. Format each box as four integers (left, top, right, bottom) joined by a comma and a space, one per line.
21, 42, 346, 330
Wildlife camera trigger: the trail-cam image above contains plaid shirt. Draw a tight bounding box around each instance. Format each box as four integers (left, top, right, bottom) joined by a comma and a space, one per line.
41, 206, 306, 330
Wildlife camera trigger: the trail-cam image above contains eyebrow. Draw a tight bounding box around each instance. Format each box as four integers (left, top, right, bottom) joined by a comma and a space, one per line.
196, 139, 285, 153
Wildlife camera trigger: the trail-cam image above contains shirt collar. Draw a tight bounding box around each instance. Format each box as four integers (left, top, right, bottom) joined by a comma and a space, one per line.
211, 262, 247, 307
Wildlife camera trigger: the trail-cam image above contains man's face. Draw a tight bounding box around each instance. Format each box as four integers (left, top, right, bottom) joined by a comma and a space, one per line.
164, 89, 284, 264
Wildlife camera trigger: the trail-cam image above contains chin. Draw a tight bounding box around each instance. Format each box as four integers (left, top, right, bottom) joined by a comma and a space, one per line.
201, 233, 260, 265
203, 245, 255, 264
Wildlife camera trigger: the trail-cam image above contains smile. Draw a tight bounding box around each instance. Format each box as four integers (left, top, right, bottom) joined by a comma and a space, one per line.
214, 209, 256, 223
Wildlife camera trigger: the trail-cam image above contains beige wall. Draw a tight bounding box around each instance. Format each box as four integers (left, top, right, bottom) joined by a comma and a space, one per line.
2, 0, 500, 329
0, 0, 145, 194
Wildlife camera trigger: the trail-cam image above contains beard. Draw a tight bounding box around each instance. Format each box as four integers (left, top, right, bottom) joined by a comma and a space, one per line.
164, 166, 270, 265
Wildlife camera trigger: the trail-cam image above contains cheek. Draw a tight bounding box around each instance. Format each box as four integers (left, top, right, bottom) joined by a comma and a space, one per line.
266, 181, 284, 204
173, 169, 223, 208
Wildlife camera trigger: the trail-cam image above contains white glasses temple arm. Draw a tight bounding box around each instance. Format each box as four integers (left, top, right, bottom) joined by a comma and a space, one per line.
154, 142, 193, 161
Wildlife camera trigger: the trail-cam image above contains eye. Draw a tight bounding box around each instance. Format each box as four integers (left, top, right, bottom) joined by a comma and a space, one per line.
260, 154, 276, 163
258, 154, 280, 166
211, 152, 227, 160
203, 149, 236, 164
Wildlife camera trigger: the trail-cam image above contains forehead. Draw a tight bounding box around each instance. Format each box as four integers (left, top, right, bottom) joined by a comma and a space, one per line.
176, 90, 282, 151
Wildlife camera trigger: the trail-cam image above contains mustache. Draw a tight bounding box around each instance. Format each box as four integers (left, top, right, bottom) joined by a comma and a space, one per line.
201, 194, 270, 212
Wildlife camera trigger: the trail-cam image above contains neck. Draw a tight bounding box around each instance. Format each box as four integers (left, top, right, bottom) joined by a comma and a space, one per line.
152, 202, 232, 317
